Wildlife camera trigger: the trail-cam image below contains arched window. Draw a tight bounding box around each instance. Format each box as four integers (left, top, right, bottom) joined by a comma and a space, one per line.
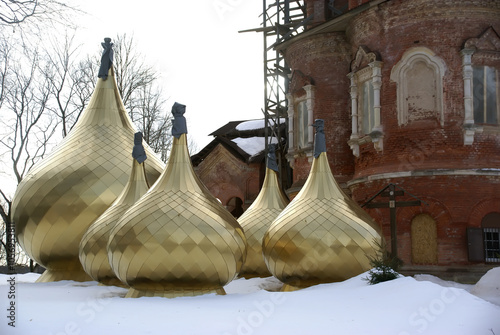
468, 212, 500, 263
227, 197, 244, 218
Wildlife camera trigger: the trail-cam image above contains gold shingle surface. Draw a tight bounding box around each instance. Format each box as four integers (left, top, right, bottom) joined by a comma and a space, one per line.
11, 69, 164, 282
108, 134, 247, 298
238, 168, 289, 277
262, 152, 382, 289
79, 157, 150, 287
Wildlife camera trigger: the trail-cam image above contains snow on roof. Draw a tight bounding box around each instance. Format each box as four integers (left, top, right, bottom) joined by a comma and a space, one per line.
235, 118, 286, 131
231, 136, 278, 157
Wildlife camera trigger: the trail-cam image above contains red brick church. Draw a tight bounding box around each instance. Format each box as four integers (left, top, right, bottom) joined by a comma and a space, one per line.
195, 0, 500, 280
192, 119, 286, 217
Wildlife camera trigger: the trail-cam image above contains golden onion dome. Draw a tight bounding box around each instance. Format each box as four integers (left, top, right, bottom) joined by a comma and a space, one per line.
107, 103, 247, 298
238, 144, 289, 277
262, 119, 382, 290
79, 132, 151, 287
11, 39, 164, 283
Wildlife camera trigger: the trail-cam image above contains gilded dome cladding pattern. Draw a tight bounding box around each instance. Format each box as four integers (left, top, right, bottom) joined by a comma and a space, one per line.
108, 133, 247, 298
263, 149, 382, 289
238, 168, 289, 277
79, 150, 151, 287
11, 68, 164, 282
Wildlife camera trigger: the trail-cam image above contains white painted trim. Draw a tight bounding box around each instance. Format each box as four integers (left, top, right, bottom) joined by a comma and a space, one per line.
390, 47, 447, 127
347, 168, 500, 187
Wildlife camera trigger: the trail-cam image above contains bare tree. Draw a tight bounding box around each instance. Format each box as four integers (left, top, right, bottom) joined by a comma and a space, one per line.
0, 0, 77, 31
41, 32, 91, 136
69, 34, 174, 161
0, 32, 176, 271
135, 84, 172, 162
0, 33, 10, 110
0, 38, 57, 270
67, 55, 97, 130
112, 34, 157, 112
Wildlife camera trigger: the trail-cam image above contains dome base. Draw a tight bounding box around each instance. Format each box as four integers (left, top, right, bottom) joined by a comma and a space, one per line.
279, 278, 344, 291
36, 262, 92, 283
125, 287, 226, 298
238, 272, 272, 279
281, 284, 303, 292
98, 277, 128, 288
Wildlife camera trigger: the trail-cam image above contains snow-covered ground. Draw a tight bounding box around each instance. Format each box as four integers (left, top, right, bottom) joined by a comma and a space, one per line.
1, 271, 499, 335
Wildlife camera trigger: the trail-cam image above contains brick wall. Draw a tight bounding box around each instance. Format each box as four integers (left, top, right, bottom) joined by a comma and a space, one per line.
194, 144, 262, 210
346, 0, 500, 180
285, 32, 354, 185
350, 174, 500, 265
282, 0, 500, 267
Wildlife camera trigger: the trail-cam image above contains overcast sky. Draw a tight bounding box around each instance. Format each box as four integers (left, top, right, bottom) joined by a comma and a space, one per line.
72, 0, 265, 152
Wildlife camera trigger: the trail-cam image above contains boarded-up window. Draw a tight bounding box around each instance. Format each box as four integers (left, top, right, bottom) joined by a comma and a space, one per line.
411, 213, 438, 264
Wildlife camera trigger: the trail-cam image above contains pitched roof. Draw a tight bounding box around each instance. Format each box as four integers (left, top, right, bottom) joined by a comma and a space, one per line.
191, 119, 286, 167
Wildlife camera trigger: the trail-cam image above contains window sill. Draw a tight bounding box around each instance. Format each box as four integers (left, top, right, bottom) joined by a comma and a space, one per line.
478, 124, 500, 134
348, 130, 384, 157
286, 146, 314, 165
464, 123, 500, 145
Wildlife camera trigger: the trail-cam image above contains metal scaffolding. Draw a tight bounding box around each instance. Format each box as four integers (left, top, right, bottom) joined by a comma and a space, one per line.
242, 1, 309, 189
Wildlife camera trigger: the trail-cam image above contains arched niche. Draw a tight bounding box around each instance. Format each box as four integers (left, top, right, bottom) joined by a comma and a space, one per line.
391, 47, 446, 127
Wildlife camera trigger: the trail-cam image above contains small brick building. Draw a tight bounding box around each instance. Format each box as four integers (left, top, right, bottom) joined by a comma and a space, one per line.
279, 0, 500, 279
192, 120, 285, 217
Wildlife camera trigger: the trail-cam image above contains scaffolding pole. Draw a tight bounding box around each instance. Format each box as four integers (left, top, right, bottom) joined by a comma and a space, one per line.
262, 1, 307, 189
240, 1, 309, 189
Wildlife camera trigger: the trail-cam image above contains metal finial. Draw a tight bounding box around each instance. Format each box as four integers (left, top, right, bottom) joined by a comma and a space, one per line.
132, 132, 147, 163
313, 119, 326, 158
171, 102, 187, 138
266, 143, 279, 172
98, 37, 114, 80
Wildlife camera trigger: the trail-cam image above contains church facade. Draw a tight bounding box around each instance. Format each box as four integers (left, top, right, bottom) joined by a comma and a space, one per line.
280, 0, 500, 276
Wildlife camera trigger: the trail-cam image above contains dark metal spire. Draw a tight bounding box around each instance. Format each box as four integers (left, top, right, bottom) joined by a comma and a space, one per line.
132, 132, 147, 163
98, 37, 114, 80
313, 119, 326, 158
266, 143, 279, 172
171, 102, 187, 139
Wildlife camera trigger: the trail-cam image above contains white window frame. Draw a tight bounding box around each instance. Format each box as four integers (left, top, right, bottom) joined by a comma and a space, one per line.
461, 27, 500, 145
347, 46, 383, 157
286, 84, 315, 164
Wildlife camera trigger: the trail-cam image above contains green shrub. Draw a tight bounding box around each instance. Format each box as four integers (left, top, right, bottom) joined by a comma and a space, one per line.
364, 239, 402, 285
